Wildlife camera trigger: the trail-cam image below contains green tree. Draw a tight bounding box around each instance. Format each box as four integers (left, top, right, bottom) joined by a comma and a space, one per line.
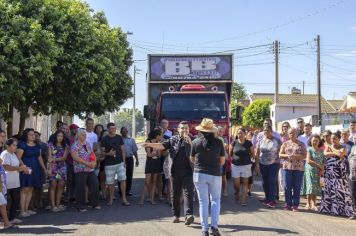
0, 0, 60, 133
242, 99, 272, 128
0, 0, 133, 134
114, 108, 144, 136
230, 82, 247, 125
231, 82, 247, 100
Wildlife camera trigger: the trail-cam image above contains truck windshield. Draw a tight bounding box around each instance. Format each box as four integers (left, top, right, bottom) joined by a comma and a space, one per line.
160, 93, 227, 120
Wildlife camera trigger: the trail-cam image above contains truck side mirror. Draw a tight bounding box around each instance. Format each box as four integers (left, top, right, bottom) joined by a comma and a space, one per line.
143, 105, 149, 120
235, 106, 243, 122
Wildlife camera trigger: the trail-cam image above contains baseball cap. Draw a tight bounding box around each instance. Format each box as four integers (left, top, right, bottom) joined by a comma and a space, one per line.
69, 124, 79, 130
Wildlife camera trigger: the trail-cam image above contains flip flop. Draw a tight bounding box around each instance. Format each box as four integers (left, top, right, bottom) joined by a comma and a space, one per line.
3, 225, 19, 230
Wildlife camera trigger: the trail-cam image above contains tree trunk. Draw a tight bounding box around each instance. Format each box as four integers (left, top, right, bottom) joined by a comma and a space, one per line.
6, 104, 13, 136
19, 111, 27, 133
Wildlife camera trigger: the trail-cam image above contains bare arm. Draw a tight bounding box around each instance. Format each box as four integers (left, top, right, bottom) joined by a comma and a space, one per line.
228, 144, 233, 157
249, 146, 255, 159
255, 146, 260, 164
190, 155, 195, 163
3, 164, 26, 172
121, 144, 126, 167
306, 150, 323, 170
15, 149, 25, 166
71, 150, 91, 167
279, 144, 289, 159
324, 146, 335, 158
142, 142, 165, 150
219, 155, 225, 165
324, 146, 346, 158
38, 150, 46, 171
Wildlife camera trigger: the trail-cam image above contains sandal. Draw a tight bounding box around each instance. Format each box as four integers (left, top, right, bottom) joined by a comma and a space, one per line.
122, 202, 131, 206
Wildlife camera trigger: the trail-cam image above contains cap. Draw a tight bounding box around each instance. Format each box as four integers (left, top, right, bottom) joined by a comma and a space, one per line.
69, 124, 79, 130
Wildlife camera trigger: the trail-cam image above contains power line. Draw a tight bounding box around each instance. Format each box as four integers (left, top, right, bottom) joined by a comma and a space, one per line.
180, 0, 345, 45
234, 62, 274, 67
212, 43, 271, 54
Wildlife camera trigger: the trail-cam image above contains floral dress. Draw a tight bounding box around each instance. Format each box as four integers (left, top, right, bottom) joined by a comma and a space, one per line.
320, 145, 356, 217
302, 147, 325, 195
48, 143, 67, 181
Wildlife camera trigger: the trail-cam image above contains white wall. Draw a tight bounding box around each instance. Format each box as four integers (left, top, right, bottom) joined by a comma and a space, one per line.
271, 104, 317, 130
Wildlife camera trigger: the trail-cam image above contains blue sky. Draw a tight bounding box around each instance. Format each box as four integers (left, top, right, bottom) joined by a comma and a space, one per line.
85, 0, 356, 111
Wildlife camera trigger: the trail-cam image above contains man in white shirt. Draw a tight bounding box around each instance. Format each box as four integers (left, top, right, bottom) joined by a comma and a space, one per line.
85, 118, 98, 149
297, 123, 313, 148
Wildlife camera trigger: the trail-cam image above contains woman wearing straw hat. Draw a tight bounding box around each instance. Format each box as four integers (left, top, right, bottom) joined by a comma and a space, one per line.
191, 118, 225, 236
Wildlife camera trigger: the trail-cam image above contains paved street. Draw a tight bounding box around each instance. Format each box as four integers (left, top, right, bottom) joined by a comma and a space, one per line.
4, 146, 356, 236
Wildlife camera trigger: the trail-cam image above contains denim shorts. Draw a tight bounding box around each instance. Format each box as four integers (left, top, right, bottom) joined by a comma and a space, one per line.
0, 192, 6, 206
104, 163, 126, 184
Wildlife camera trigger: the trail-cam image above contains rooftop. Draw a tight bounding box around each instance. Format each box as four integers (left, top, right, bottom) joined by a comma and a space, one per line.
249, 93, 336, 113
327, 100, 344, 111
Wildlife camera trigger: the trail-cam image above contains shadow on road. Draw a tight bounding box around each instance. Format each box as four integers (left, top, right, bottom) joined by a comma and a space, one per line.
219, 224, 299, 234
14, 176, 283, 228
2, 226, 76, 234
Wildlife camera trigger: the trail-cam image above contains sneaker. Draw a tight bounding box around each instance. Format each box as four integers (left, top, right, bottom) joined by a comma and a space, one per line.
292, 206, 299, 212
202, 231, 209, 236
247, 191, 252, 197
284, 205, 292, 211
184, 215, 194, 225
52, 207, 60, 212
45, 205, 51, 211
10, 218, 23, 224
27, 210, 37, 215
210, 227, 221, 236
58, 205, 66, 211
172, 217, 179, 223
19, 212, 30, 218
349, 216, 355, 220
266, 201, 276, 208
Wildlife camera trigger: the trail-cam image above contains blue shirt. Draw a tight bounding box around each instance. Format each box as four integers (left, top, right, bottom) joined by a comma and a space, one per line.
122, 137, 138, 158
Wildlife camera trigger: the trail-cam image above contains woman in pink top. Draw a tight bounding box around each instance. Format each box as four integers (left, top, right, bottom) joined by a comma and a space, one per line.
279, 128, 307, 212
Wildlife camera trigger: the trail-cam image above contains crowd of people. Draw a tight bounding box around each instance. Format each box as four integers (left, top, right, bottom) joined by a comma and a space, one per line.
0, 118, 139, 229
0, 117, 356, 236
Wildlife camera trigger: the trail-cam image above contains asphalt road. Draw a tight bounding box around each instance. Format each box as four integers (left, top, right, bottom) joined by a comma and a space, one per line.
3, 146, 356, 236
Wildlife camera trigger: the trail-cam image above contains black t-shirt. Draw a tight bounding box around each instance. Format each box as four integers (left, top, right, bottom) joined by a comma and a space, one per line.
101, 135, 124, 166
191, 136, 225, 176
172, 140, 192, 175
232, 139, 253, 166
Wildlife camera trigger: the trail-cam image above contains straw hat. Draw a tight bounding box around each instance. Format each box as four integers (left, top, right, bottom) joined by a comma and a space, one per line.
195, 118, 218, 133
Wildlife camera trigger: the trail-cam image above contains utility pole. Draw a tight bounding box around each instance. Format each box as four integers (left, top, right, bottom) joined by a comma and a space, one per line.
316, 35, 322, 126
273, 40, 279, 130
132, 65, 137, 138
302, 80, 305, 94
274, 40, 279, 104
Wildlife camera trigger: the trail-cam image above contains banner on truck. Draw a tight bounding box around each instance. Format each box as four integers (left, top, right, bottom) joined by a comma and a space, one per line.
149, 55, 232, 81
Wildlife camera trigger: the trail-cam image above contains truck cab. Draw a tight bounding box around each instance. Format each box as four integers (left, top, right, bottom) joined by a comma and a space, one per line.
144, 54, 233, 141
158, 84, 229, 137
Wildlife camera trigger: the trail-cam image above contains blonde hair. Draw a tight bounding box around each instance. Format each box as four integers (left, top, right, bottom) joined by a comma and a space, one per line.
76, 128, 86, 141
